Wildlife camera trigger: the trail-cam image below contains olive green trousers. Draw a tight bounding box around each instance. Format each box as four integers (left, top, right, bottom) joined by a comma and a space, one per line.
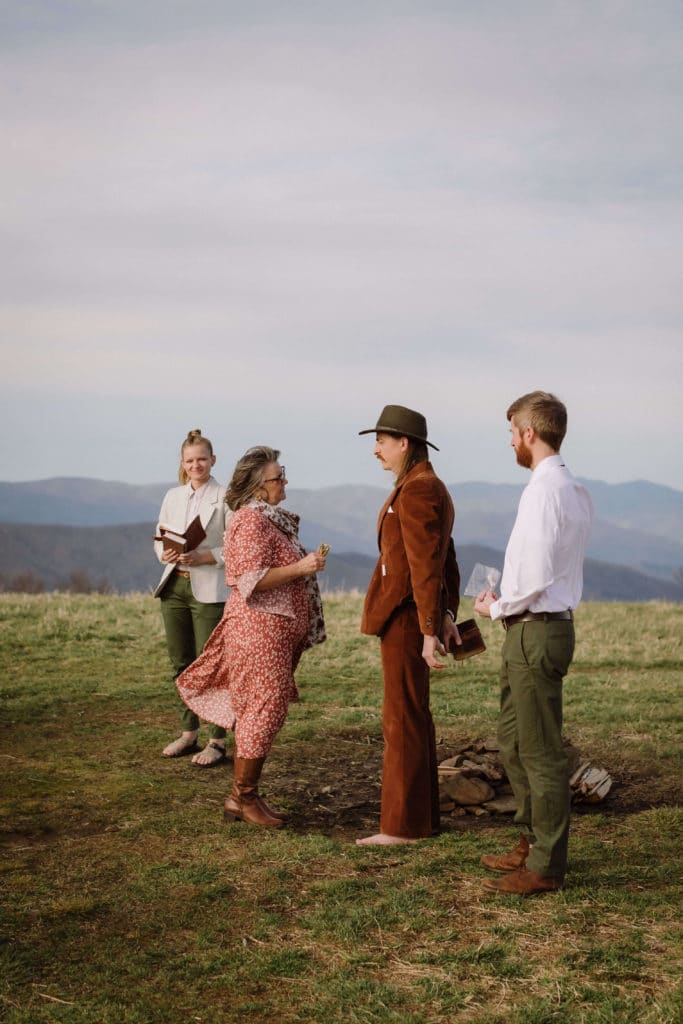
159, 572, 226, 737
498, 619, 575, 880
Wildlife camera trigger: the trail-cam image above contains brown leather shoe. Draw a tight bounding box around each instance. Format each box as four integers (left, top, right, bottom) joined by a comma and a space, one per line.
482, 866, 563, 896
223, 757, 285, 828
480, 833, 530, 872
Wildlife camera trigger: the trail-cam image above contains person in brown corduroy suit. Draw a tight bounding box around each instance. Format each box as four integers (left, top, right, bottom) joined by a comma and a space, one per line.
356, 405, 461, 846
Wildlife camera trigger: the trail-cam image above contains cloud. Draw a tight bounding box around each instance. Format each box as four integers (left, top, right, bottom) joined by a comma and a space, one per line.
1, 2, 682, 489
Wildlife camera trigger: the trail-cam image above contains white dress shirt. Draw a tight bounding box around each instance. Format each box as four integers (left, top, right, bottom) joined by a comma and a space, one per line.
489, 455, 593, 621
186, 480, 209, 526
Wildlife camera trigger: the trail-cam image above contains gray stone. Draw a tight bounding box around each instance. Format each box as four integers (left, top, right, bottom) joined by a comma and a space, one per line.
441, 772, 495, 805
482, 795, 517, 814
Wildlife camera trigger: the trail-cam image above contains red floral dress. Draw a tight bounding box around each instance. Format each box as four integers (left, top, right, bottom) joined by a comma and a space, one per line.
176, 505, 313, 758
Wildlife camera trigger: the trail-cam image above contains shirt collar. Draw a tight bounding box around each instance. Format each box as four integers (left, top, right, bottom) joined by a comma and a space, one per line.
188, 479, 210, 500
531, 453, 565, 479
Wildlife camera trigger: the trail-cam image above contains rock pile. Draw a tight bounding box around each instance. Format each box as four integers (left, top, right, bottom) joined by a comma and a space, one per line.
438, 739, 612, 817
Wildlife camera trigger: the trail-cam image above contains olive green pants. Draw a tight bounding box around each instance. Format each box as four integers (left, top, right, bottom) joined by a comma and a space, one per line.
498, 619, 575, 880
159, 573, 226, 737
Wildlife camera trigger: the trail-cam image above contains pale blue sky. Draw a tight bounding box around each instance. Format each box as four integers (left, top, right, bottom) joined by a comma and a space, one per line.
2, 1, 682, 490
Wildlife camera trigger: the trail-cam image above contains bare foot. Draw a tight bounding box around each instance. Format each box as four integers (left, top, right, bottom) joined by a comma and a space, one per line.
355, 833, 419, 846
191, 741, 227, 767
162, 732, 199, 757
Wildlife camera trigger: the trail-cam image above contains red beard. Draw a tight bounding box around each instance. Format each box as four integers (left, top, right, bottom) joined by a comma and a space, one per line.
515, 437, 533, 469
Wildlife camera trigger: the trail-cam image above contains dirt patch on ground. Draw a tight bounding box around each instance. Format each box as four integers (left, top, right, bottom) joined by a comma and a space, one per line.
3, 732, 679, 849
261, 734, 682, 839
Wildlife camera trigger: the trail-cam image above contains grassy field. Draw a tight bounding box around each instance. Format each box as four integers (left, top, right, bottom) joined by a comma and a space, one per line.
1, 593, 681, 1023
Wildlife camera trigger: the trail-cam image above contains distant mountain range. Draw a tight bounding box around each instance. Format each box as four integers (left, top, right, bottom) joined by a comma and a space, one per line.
1, 476, 682, 601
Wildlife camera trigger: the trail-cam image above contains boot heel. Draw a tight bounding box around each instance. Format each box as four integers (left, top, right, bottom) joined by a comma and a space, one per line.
224, 756, 285, 827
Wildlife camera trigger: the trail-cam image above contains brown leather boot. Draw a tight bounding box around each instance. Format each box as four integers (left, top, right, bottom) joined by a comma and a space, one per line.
482, 866, 563, 896
258, 797, 289, 822
480, 833, 530, 872
223, 757, 284, 828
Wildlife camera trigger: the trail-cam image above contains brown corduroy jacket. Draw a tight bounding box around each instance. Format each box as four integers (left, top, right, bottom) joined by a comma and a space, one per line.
361, 461, 460, 638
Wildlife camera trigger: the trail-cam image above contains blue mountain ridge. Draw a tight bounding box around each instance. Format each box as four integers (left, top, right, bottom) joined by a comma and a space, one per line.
1, 477, 682, 600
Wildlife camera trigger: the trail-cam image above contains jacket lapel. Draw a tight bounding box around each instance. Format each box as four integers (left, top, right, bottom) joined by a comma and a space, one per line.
376, 481, 402, 548
375, 463, 435, 546
199, 478, 220, 530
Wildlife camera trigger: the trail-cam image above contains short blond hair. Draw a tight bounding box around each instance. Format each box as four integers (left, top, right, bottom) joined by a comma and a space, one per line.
507, 392, 567, 451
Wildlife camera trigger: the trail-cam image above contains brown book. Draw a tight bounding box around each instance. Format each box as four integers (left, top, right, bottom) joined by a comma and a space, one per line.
448, 618, 487, 661
154, 515, 206, 555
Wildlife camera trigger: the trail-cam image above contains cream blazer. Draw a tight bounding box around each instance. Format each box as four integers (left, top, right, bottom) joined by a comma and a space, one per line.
153, 477, 231, 602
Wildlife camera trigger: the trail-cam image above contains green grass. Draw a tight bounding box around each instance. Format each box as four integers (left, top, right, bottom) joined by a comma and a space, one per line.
0, 594, 682, 1023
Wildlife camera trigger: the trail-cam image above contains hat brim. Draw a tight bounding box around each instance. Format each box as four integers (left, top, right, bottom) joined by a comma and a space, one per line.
358, 426, 439, 451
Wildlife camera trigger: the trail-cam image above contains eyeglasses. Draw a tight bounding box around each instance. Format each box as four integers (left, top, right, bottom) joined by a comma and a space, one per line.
263, 466, 286, 483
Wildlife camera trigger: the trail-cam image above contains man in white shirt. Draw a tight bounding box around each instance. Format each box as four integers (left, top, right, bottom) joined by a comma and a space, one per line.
474, 391, 593, 895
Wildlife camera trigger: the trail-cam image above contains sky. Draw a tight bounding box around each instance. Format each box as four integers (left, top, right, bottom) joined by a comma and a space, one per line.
2, 0, 682, 491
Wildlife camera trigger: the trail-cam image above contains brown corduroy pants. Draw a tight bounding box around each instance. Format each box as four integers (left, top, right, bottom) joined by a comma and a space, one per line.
379, 604, 440, 838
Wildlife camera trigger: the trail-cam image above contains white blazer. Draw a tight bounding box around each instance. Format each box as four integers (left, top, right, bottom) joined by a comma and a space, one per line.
153, 476, 231, 602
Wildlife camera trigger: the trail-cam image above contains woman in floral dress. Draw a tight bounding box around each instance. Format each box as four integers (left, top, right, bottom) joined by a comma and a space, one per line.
176, 446, 327, 828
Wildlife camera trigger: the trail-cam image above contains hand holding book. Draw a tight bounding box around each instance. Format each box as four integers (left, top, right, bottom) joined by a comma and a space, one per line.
447, 618, 487, 661
154, 515, 207, 556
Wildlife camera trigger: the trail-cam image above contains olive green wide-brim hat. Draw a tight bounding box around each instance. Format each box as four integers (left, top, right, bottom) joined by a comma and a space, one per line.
358, 404, 439, 450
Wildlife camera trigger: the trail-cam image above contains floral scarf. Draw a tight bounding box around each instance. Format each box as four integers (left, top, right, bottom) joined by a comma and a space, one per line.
250, 500, 327, 650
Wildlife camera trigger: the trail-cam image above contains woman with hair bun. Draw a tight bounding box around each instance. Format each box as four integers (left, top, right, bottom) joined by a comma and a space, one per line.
177, 445, 327, 827
154, 429, 231, 766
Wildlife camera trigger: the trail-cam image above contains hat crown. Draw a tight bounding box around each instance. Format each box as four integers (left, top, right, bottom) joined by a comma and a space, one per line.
358, 404, 439, 449
376, 405, 427, 439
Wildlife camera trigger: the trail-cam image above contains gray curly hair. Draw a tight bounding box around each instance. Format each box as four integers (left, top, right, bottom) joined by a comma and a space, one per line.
226, 445, 281, 511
